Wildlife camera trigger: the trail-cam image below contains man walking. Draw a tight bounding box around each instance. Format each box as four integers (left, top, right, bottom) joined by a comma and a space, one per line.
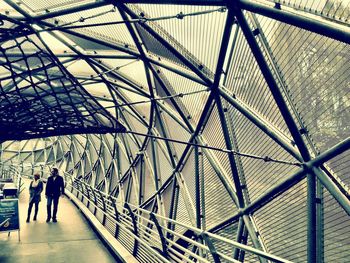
45, 168, 64, 223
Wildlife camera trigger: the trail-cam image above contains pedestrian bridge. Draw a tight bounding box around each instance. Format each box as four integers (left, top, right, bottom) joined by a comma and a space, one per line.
0, 0, 349, 262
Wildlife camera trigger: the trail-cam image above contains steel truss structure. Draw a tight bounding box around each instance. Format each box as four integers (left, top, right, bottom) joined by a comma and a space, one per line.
0, 0, 349, 262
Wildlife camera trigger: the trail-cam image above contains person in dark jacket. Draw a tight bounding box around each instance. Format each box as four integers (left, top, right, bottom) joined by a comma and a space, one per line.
26, 173, 43, 223
45, 168, 64, 223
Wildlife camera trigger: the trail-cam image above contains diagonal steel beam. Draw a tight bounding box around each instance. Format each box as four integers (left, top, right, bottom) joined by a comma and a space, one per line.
117, 5, 159, 158
209, 136, 350, 232
5, 52, 137, 60
232, 5, 311, 162
118, 3, 213, 86
210, 7, 267, 260
219, 87, 302, 161
29, 1, 109, 20
237, 0, 350, 45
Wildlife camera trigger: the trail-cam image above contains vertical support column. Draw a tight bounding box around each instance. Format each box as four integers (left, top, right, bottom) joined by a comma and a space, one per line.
199, 151, 206, 232
195, 144, 205, 257
138, 155, 144, 206
200, 150, 207, 258
233, 217, 244, 259
195, 144, 201, 229
150, 137, 161, 191
75, 180, 80, 199
239, 227, 249, 262
316, 178, 324, 263
307, 171, 317, 263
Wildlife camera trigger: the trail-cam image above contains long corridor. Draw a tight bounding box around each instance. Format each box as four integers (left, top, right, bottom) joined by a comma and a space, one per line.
0, 180, 116, 263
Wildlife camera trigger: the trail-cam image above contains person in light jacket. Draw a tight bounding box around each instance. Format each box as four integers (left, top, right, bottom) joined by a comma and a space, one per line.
45, 168, 64, 223
26, 173, 43, 223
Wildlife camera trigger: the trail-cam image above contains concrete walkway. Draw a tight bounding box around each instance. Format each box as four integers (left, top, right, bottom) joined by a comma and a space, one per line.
0, 180, 117, 263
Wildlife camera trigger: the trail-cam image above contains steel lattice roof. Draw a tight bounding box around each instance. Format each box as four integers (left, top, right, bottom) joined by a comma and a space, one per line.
0, 0, 349, 262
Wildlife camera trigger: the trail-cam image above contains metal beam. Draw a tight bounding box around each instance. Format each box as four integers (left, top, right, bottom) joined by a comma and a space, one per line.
113, 0, 226, 5
212, 9, 244, 206
4, 52, 137, 59
231, 9, 318, 259
232, 5, 311, 162
119, 3, 213, 86
310, 137, 350, 167
237, 0, 350, 45
8, 1, 109, 21
312, 167, 350, 216
307, 171, 317, 262
38, 20, 209, 86
209, 136, 350, 232
219, 87, 302, 159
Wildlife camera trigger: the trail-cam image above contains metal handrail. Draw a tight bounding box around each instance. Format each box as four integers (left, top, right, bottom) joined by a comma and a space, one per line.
2, 164, 291, 262
61, 171, 292, 263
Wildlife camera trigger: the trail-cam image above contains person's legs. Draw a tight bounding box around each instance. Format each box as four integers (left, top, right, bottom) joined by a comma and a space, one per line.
26, 201, 34, 222
33, 202, 39, 221
46, 196, 53, 222
52, 196, 59, 222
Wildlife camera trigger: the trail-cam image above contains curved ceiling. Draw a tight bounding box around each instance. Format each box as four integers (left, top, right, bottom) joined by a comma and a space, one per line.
0, 0, 350, 262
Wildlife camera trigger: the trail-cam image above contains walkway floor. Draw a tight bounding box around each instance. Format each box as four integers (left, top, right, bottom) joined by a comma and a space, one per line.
0, 180, 117, 263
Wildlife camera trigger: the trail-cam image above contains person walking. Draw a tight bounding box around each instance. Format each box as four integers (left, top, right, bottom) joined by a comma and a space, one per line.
26, 173, 43, 223
45, 168, 64, 223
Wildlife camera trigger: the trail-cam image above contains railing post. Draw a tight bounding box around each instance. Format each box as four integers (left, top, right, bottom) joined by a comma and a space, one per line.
124, 203, 139, 255
201, 232, 221, 263
109, 196, 120, 238
90, 185, 98, 215
68, 174, 74, 192
98, 191, 107, 225
80, 183, 85, 203
76, 181, 81, 200
150, 213, 168, 258
82, 183, 89, 205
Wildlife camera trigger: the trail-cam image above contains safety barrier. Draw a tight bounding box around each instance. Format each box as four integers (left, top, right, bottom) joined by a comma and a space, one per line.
0, 163, 292, 262
62, 172, 292, 263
